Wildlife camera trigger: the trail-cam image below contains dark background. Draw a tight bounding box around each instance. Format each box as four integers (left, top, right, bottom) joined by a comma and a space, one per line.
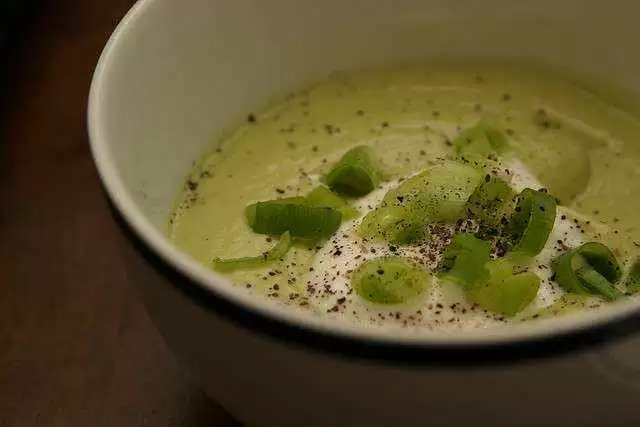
1, 1, 236, 425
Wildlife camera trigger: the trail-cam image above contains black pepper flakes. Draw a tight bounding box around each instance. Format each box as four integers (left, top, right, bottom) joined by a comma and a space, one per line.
186, 180, 198, 191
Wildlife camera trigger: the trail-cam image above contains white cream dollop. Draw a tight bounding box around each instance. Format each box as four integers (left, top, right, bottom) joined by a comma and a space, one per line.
304, 159, 588, 332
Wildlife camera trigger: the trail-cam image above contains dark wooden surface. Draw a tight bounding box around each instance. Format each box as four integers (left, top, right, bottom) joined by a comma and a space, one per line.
0, 1, 237, 425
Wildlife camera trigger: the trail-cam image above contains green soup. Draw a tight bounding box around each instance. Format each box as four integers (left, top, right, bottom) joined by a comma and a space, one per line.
168, 64, 640, 331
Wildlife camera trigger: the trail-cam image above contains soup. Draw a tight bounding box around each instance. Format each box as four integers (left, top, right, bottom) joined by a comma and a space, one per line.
168, 64, 640, 332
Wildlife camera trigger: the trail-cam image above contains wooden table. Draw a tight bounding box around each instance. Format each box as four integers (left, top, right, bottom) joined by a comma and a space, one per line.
0, 1, 237, 425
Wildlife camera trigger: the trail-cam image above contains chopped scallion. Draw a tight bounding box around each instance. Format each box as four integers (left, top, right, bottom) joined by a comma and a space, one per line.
351, 257, 431, 304
506, 188, 556, 256
212, 232, 292, 272
552, 242, 622, 300
325, 146, 383, 197
245, 201, 341, 239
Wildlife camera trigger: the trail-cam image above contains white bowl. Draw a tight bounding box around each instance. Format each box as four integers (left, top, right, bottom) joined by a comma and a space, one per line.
89, 1, 640, 425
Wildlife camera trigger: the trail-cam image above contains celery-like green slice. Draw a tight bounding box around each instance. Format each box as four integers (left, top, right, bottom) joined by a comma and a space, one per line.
552, 242, 622, 300
439, 233, 491, 289
306, 186, 359, 221
381, 161, 483, 223
358, 162, 482, 244
212, 232, 292, 272
245, 202, 341, 239
467, 177, 516, 227
325, 146, 383, 196
359, 206, 426, 244
468, 268, 540, 317
506, 188, 557, 256
351, 257, 431, 304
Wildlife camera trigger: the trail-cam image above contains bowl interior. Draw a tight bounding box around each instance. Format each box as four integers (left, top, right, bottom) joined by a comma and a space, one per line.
89, 0, 640, 345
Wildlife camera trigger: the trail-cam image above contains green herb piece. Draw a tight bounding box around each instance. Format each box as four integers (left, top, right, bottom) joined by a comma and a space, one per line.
464, 259, 540, 316
506, 188, 557, 256
325, 146, 383, 197
359, 206, 425, 245
381, 161, 483, 223
351, 257, 431, 304
245, 201, 341, 239
212, 232, 292, 272
552, 242, 622, 300
358, 162, 482, 244
468, 267, 541, 316
439, 233, 491, 289
306, 186, 359, 221
467, 177, 517, 227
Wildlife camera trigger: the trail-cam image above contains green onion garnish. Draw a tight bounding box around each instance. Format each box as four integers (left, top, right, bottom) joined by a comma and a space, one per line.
468, 261, 541, 316
351, 257, 431, 304
381, 161, 482, 222
245, 201, 342, 239
439, 233, 491, 289
306, 186, 359, 221
552, 242, 622, 300
325, 146, 383, 197
506, 188, 557, 256
359, 162, 482, 244
467, 177, 516, 227
358, 206, 425, 245
212, 231, 292, 272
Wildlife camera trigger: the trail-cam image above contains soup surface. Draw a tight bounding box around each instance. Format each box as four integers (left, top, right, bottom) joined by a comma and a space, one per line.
168, 64, 640, 332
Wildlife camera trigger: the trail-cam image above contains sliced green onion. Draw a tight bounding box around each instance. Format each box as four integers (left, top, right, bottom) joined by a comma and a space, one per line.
575, 259, 620, 301
578, 242, 622, 282
468, 268, 540, 317
358, 162, 481, 244
552, 242, 622, 300
359, 206, 426, 244
506, 188, 557, 256
351, 257, 431, 304
325, 146, 383, 197
306, 186, 359, 221
213, 232, 292, 272
454, 122, 509, 160
438, 233, 491, 289
245, 201, 341, 239
467, 177, 516, 227
245, 196, 305, 225
381, 161, 483, 223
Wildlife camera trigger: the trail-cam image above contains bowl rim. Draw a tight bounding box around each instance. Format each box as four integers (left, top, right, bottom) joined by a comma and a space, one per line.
88, 0, 640, 362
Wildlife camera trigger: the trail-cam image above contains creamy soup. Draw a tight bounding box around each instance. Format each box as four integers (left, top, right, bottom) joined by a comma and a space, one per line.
168, 64, 640, 332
